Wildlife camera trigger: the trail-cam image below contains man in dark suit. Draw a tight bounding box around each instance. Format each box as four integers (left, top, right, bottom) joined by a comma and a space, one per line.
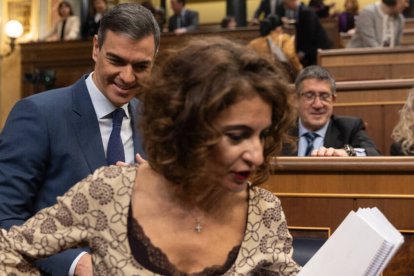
0, 3, 160, 275
168, 0, 199, 34
282, 65, 381, 156
277, 0, 331, 66
252, 0, 283, 24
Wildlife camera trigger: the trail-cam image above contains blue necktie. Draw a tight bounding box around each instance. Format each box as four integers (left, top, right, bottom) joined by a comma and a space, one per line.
107, 108, 125, 165
304, 132, 318, 156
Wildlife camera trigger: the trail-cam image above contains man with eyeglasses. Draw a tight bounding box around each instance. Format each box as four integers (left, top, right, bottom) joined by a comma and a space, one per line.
282, 65, 381, 156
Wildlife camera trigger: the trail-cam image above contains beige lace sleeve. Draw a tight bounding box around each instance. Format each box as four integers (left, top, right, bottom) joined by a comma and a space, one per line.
0, 166, 126, 275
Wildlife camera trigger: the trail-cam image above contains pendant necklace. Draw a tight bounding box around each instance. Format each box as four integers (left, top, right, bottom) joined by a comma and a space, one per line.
189, 211, 203, 233
194, 217, 203, 233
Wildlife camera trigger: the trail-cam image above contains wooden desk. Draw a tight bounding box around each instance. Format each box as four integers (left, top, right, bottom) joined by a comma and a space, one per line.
264, 157, 414, 276
317, 46, 414, 81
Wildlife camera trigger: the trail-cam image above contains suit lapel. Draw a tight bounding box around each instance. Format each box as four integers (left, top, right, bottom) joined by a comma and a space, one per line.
324, 119, 343, 148
282, 126, 299, 156
71, 77, 107, 171
128, 98, 145, 158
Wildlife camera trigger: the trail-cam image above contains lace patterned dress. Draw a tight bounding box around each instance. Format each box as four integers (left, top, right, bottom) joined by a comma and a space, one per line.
0, 165, 300, 275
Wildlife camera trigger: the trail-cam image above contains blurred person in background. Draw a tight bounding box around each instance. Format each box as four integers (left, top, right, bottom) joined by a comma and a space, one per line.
249, 15, 302, 82
82, 0, 108, 40
338, 0, 359, 34
347, 0, 408, 48
308, 0, 336, 18
221, 16, 237, 29
277, 0, 331, 66
168, 0, 199, 34
251, 0, 284, 25
391, 90, 414, 155
43, 1, 80, 41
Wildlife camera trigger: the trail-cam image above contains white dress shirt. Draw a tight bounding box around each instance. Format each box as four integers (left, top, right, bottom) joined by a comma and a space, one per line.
86, 73, 134, 164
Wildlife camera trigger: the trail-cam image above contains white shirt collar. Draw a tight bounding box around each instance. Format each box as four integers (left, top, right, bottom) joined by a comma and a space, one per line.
298, 118, 329, 138
85, 73, 129, 119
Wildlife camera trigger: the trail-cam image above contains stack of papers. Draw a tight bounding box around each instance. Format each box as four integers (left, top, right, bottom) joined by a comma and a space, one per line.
298, 207, 404, 276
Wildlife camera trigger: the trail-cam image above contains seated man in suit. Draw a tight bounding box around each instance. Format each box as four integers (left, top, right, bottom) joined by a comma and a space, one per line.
168, 0, 199, 35
282, 65, 381, 156
347, 0, 408, 48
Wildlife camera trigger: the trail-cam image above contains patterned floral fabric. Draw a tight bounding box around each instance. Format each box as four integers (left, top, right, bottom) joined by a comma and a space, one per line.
0, 165, 300, 275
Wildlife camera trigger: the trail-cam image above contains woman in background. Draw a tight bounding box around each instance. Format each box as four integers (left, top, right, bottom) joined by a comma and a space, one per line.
43, 1, 80, 41
391, 90, 414, 155
338, 0, 359, 33
0, 37, 300, 275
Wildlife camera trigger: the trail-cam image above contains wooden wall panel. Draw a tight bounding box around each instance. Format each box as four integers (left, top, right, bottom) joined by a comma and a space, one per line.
20, 40, 93, 97
318, 47, 414, 81
280, 197, 354, 231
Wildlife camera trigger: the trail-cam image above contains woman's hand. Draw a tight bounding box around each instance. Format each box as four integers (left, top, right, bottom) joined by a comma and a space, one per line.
116, 153, 147, 166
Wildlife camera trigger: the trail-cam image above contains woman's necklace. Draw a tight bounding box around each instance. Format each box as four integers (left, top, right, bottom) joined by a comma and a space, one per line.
194, 217, 203, 233
189, 210, 203, 233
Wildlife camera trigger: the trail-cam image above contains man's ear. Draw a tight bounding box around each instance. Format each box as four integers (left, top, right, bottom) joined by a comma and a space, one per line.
92, 35, 99, 62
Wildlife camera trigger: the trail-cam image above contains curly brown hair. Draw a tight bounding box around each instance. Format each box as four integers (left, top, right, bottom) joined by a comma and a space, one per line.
139, 37, 294, 195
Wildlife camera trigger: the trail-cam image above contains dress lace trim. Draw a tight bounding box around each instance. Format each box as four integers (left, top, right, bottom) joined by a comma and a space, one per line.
127, 207, 240, 275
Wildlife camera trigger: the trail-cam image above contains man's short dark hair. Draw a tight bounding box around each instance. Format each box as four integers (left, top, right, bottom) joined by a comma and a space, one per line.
97, 3, 160, 52
295, 65, 336, 95
382, 0, 398, 6
260, 15, 283, 36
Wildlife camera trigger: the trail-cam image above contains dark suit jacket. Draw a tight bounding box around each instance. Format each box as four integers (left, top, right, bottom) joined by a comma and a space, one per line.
390, 142, 414, 156
168, 9, 199, 32
277, 3, 331, 66
253, 0, 283, 19
282, 115, 381, 156
82, 15, 100, 40
0, 76, 144, 275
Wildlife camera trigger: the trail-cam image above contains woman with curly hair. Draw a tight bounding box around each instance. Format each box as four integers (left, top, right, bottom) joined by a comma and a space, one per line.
0, 37, 299, 275
391, 90, 414, 155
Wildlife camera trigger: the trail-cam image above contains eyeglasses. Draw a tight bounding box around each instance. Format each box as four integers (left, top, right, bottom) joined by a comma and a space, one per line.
300, 91, 333, 103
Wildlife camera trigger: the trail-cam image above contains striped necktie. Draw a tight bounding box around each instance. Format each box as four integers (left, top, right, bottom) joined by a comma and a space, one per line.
304, 132, 318, 156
